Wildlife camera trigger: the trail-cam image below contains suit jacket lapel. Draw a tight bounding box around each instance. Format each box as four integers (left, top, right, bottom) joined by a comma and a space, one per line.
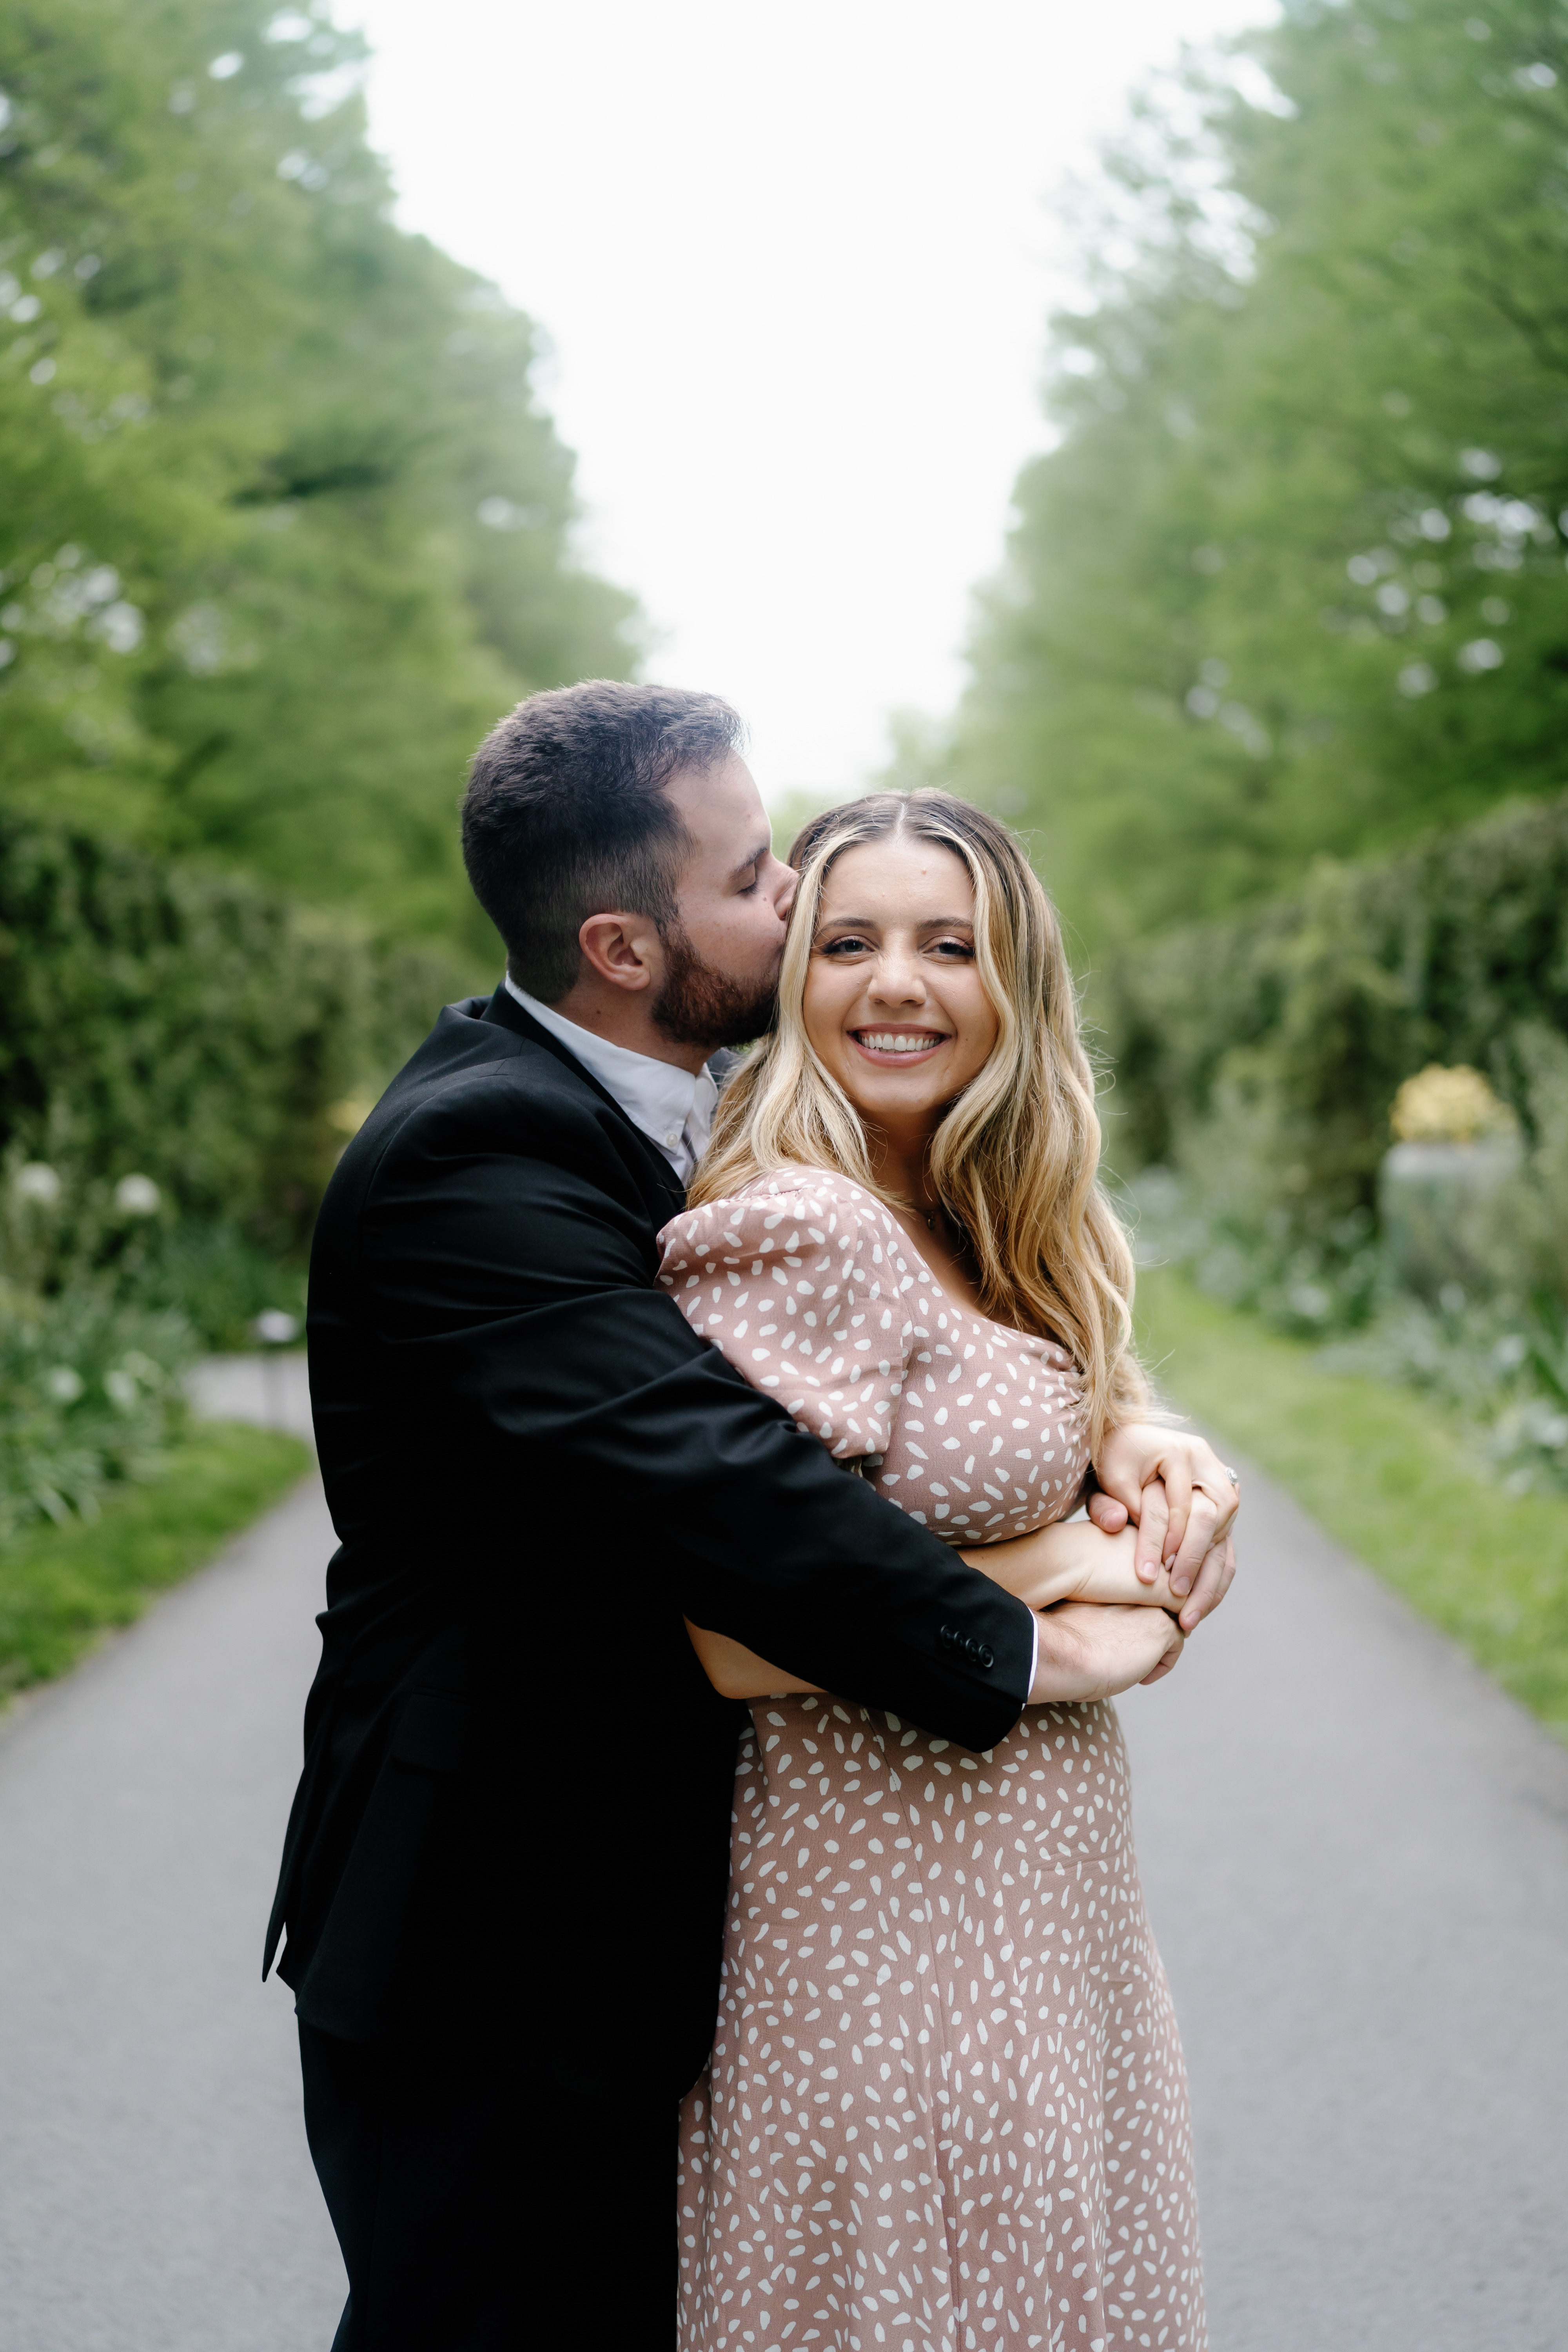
479, 985, 686, 1223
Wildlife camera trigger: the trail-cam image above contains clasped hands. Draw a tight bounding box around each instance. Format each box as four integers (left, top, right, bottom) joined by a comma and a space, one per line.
959, 1424, 1239, 1708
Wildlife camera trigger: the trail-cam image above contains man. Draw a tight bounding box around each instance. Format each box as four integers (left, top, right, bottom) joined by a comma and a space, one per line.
266, 681, 1236, 2348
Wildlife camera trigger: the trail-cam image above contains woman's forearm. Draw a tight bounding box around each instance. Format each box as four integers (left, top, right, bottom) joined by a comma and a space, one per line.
686, 1516, 1178, 1703
960, 1519, 1181, 1612
684, 1619, 824, 1701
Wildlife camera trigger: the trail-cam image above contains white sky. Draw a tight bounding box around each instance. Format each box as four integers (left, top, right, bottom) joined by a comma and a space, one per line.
345, 0, 1274, 805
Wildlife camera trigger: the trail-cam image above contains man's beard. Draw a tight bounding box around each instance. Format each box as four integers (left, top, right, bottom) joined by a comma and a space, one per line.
651, 924, 779, 1052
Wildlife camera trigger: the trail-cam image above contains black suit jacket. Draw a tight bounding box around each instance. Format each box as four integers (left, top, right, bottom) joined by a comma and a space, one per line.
265, 986, 1034, 2095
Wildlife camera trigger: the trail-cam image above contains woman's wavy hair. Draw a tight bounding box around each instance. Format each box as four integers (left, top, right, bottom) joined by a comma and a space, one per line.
689, 788, 1147, 1450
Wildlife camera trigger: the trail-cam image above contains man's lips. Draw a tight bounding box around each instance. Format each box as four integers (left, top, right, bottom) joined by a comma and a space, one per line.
849, 1027, 950, 1064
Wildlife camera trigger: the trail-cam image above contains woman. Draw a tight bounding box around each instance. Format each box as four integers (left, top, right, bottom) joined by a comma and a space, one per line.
663, 791, 1209, 2352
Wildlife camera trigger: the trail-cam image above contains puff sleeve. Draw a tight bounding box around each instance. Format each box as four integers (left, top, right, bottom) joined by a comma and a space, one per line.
657, 1171, 916, 1462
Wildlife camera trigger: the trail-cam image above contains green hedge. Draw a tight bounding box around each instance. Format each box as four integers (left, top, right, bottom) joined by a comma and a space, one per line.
0, 818, 464, 1255
1103, 791, 1568, 1225
0, 1419, 310, 1699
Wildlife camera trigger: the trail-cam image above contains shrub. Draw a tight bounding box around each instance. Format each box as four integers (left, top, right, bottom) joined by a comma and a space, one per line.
1108, 806, 1568, 1490
0, 1281, 194, 1539
1103, 789, 1568, 1305
0, 817, 463, 1259
0, 817, 467, 1535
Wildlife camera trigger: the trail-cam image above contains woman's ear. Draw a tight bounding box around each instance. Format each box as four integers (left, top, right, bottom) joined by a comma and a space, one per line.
576, 910, 661, 994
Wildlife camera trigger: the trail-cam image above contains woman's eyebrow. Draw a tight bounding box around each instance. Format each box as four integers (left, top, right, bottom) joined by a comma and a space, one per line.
817, 913, 973, 930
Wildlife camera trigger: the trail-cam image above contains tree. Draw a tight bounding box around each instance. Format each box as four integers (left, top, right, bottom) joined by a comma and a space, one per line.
0, 0, 641, 963
945, 0, 1568, 965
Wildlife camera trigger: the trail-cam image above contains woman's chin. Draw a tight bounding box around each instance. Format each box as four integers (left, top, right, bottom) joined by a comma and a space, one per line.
835, 1074, 949, 1128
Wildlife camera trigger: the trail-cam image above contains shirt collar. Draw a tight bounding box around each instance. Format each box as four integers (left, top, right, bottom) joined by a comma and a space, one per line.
503, 976, 717, 1183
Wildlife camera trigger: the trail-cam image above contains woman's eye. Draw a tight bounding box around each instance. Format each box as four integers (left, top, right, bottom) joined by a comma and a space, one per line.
822, 934, 871, 955
932, 937, 974, 958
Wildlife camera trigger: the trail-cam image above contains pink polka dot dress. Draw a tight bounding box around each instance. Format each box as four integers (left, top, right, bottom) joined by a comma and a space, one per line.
658, 1170, 1205, 2352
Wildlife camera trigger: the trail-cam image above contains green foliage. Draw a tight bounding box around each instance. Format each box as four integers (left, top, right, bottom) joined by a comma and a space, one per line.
0, 815, 453, 1249
1131, 1164, 1568, 1492
945, 0, 1568, 960
0, 1415, 308, 1697
1138, 1262, 1568, 1734
1321, 1290, 1568, 1494
0, 0, 640, 960
1103, 789, 1568, 1244
0, 1276, 194, 1539
1114, 795, 1568, 1490
130, 1221, 305, 1352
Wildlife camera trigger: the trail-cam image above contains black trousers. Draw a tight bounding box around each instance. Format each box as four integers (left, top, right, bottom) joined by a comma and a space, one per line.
300, 2020, 675, 2348
301, 2015, 513, 2349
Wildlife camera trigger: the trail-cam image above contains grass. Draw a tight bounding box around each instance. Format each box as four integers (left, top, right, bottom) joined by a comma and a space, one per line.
0, 1419, 311, 1702
1136, 1263, 1568, 1737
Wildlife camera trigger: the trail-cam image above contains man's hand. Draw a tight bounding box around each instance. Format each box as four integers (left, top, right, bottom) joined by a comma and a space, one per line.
1028, 1601, 1184, 1705
1088, 1423, 1239, 1632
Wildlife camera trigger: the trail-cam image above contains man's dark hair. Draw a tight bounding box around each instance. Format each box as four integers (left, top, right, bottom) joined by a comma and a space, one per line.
461, 681, 745, 1002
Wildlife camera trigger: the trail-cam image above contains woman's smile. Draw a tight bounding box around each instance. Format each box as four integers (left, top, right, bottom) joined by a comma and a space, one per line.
849, 1023, 952, 1064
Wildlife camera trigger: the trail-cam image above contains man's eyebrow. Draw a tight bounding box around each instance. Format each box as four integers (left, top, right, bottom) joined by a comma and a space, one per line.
728, 840, 770, 883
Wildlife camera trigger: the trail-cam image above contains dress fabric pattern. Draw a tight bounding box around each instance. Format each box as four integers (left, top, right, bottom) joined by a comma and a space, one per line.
659, 1170, 1205, 2352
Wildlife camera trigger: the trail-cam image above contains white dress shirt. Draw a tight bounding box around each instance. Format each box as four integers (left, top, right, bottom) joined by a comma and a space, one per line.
504, 975, 1038, 1694
503, 977, 718, 1185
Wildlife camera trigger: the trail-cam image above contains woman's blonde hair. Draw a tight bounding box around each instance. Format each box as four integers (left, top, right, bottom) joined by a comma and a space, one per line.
690, 788, 1147, 1452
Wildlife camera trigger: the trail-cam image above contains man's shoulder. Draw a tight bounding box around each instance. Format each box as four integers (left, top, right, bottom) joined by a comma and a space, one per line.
340, 996, 636, 1195
384, 996, 592, 1119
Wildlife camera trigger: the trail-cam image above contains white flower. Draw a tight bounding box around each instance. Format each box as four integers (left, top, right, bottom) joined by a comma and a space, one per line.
253, 1309, 300, 1345
113, 1173, 161, 1216
476, 496, 543, 532
169, 602, 227, 675
14, 1161, 62, 1205
45, 1367, 83, 1403
103, 1368, 138, 1410
92, 601, 144, 655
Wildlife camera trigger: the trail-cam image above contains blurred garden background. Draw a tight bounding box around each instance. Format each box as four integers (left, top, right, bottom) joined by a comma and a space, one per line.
1, 0, 1566, 1727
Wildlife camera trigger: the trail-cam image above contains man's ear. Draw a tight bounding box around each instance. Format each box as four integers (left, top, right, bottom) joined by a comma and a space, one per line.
576, 909, 660, 995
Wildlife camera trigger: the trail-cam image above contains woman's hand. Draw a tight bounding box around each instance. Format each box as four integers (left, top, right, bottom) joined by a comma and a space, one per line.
1088, 1424, 1239, 1632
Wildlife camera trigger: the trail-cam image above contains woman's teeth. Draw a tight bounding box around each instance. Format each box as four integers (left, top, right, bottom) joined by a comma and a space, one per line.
855, 1031, 944, 1054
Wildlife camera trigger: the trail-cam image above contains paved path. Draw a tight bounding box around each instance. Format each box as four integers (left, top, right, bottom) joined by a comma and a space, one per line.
1, 1386, 1566, 2346
188, 1350, 314, 1444
0, 1476, 346, 2350
1117, 1448, 1568, 2350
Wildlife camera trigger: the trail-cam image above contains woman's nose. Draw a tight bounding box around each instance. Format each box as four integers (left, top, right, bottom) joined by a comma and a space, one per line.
868, 950, 926, 1004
